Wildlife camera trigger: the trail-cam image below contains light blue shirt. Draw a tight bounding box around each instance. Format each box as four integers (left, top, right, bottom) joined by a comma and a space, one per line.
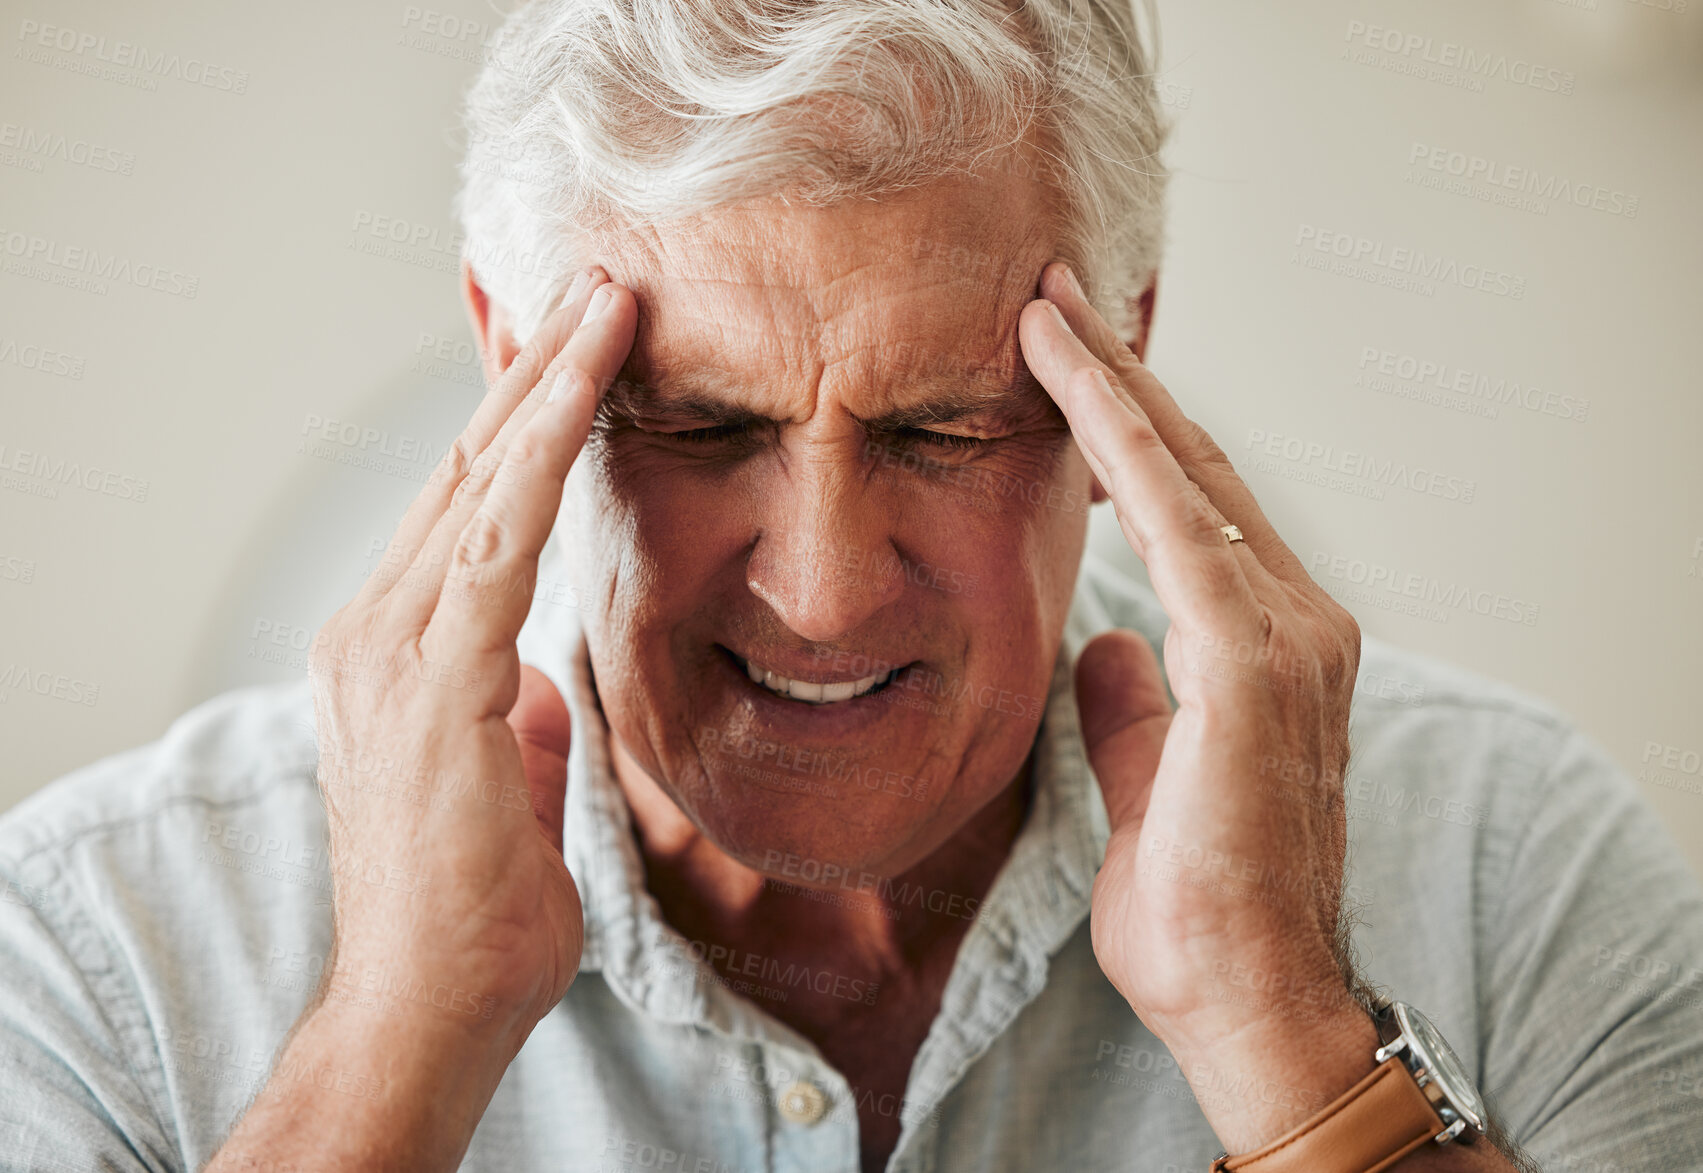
2, 544, 1701, 1172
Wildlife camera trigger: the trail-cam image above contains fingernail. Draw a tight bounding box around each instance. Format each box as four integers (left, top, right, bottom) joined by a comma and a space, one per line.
563, 267, 592, 306
545, 370, 574, 404
1045, 300, 1074, 337
1088, 368, 1115, 398
580, 284, 614, 326
1063, 264, 1085, 300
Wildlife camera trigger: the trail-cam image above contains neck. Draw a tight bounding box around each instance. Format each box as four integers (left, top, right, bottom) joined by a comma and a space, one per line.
609, 741, 1036, 1016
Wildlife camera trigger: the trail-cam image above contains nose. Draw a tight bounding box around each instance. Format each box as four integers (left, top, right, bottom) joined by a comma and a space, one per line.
745, 445, 905, 645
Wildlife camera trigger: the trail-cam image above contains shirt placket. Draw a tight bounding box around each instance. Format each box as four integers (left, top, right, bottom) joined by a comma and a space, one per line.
756, 1042, 859, 1173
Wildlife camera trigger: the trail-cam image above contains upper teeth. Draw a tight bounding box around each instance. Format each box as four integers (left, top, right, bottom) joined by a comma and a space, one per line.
743, 656, 896, 704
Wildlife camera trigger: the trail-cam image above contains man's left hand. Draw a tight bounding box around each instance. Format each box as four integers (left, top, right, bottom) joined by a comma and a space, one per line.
1019, 261, 1380, 1154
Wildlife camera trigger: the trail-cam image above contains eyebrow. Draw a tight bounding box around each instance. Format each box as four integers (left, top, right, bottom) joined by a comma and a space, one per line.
602, 366, 1050, 433
601, 380, 771, 428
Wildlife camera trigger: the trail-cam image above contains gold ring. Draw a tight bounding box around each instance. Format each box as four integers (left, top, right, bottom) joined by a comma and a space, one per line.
1220, 524, 1245, 544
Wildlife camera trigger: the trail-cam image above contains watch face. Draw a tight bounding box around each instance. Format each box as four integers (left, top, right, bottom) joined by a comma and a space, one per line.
1398, 1004, 1487, 1132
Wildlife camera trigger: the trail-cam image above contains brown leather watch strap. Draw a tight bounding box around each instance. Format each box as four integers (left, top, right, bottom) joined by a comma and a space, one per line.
1211, 1055, 1444, 1173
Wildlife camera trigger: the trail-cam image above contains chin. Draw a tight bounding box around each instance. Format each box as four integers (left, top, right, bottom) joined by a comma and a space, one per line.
674, 748, 955, 881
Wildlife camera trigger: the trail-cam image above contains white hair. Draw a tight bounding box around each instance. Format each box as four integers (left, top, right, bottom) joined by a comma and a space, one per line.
454, 0, 1172, 345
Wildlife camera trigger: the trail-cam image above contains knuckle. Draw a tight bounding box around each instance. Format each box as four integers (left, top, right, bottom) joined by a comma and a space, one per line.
1334, 613, 1363, 678
451, 453, 501, 509
503, 432, 548, 474
1334, 603, 1362, 649
308, 610, 350, 665
1179, 419, 1233, 472
1255, 605, 1276, 644
551, 367, 594, 405
1113, 411, 1164, 454
307, 608, 379, 686
1310, 590, 1360, 645
1107, 342, 1143, 375
452, 509, 507, 570
469, 448, 504, 486
434, 433, 478, 489
1308, 617, 1359, 692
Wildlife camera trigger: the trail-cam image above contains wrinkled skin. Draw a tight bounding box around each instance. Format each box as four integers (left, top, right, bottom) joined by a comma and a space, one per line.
555, 173, 1096, 881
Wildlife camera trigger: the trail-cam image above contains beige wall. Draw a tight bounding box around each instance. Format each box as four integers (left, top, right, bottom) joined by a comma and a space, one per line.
3, 0, 1700, 872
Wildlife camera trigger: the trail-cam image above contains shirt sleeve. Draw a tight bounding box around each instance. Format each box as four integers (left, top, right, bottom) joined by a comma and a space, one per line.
0, 847, 182, 1173
1479, 723, 1703, 1171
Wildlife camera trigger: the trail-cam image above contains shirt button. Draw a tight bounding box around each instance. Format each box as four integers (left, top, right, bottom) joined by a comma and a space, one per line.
777, 1079, 828, 1125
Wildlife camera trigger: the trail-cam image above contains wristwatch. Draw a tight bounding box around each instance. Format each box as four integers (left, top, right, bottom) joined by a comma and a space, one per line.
1209, 998, 1487, 1173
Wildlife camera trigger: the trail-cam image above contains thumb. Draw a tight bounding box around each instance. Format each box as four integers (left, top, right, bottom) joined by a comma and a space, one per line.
509, 664, 572, 853
1075, 629, 1172, 832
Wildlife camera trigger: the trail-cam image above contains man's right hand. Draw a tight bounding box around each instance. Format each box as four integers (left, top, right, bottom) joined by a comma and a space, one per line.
207, 266, 636, 1173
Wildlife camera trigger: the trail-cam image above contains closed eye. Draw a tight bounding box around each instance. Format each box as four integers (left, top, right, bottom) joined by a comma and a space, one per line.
654, 424, 990, 450
657, 423, 752, 444
893, 428, 992, 452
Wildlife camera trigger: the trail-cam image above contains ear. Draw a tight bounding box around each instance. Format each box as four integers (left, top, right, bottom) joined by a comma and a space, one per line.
461, 258, 524, 390
1087, 271, 1160, 505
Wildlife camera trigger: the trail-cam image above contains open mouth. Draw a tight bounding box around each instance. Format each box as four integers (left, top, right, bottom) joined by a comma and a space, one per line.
725, 649, 908, 705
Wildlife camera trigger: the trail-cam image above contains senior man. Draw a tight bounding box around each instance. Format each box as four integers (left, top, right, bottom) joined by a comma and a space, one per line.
4, 2, 1702, 1172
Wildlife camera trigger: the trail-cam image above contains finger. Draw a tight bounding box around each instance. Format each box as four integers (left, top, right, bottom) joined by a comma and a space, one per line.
419, 283, 635, 680
1076, 629, 1172, 833
1019, 296, 1267, 643
509, 665, 571, 854
1038, 262, 1306, 584
359, 265, 607, 610
386, 277, 622, 633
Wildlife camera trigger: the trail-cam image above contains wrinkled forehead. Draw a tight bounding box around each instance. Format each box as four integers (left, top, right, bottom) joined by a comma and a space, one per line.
596, 173, 1062, 408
